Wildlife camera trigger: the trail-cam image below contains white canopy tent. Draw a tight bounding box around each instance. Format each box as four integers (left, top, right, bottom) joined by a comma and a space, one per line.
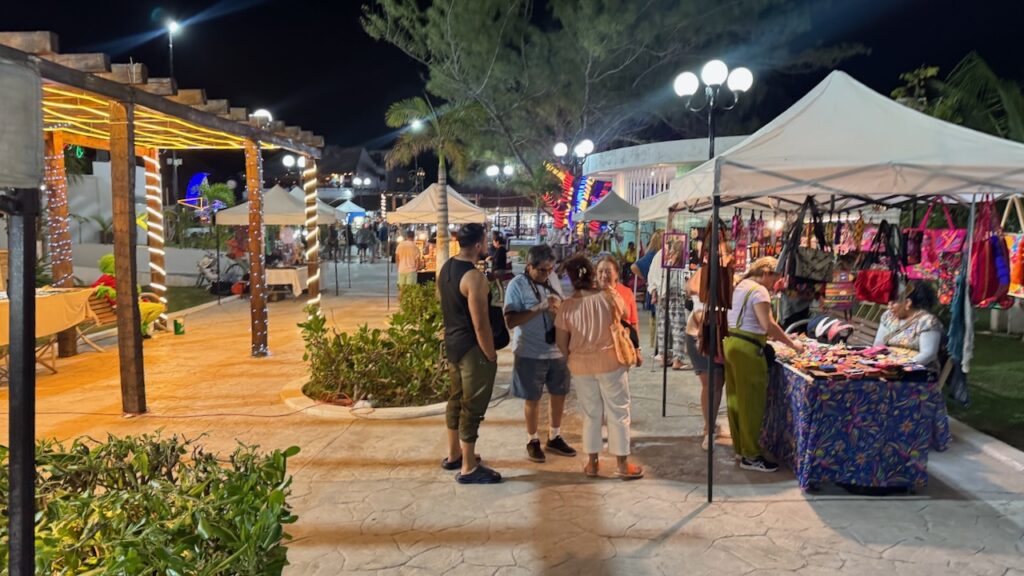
390, 183, 486, 224
216, 184, 335, 225
289, 186, 341, 223
335, 200, 367, 221
581, 192, 639, 222
640, 70, 1024, 220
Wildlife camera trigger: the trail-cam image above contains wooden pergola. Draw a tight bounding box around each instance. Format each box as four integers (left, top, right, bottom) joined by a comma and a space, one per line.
0, 31, 325, 414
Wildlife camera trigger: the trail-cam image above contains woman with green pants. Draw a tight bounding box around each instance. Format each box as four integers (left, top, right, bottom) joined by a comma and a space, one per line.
724, 257, 805, 472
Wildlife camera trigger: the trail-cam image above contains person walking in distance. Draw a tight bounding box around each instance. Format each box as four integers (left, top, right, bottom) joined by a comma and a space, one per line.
504, 244, 577, 463
439, 223, 502, 484
394, 229, 421, 295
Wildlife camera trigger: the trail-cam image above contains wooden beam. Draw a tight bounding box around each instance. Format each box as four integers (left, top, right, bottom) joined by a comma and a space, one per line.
226, 107, 248, 121
139, 78, 176, 96
310, 135, 325, 148
245, 139, 269, 357
58, 131, 157, 158
194, 98, 228, 115
109, 100, 147, 414
44, 132, 77, 357
0, 42, 321, 157
303, 158, 321, 307
168, 88, 206, 106
283, 126, 300, 138
43, 53, 111, 73
0, 31, 58, 53
97, 62, 148, 84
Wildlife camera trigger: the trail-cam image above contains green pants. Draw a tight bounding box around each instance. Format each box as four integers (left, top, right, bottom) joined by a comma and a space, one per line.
445, 346, 498, 443
723, 329, 768, 460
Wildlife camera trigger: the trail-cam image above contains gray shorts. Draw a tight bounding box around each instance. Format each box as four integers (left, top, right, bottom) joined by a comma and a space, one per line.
684, 333, 722, 376
511, 356, 570, 401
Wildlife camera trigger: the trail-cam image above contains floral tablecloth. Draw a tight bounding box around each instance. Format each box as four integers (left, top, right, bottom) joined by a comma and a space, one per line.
761, 363, 951, 491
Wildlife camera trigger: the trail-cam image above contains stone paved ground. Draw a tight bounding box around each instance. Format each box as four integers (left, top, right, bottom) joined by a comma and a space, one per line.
2, 263, 1022, 575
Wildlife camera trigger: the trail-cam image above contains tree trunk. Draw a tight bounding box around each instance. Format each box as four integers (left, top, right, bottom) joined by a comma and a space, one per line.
436, 156, 450, 269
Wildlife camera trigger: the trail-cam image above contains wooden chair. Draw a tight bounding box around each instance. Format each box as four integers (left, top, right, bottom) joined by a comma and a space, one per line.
76, 293, 118, 353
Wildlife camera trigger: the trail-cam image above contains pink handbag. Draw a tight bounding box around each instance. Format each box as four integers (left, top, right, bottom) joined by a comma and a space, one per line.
905, 201, 967, 280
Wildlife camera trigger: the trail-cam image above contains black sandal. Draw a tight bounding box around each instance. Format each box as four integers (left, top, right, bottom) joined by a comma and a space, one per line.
456, 464, 503, 484
440, 455, 482, 471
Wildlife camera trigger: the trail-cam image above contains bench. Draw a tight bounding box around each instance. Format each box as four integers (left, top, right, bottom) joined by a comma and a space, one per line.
76, 293, 118, 353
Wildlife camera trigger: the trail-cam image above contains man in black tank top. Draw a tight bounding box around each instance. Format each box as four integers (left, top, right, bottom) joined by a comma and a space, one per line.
439, 223, 502, 484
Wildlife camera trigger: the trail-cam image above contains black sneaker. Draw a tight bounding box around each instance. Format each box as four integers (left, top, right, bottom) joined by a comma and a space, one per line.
526, 439, 546, 463
545, 435, 577, 457
740, 456, 779, 473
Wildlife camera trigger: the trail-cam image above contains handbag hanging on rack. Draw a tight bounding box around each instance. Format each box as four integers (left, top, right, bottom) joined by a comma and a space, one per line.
854, 220, 901, 305
970, 196, 1011, 308
776, 197, 834, 285
905, 199, 967, 280
697, 220, 733, 362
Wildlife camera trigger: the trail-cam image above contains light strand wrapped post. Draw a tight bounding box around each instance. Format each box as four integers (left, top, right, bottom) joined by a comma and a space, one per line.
245, 139, 269, 356
143, 149, 168, 325
44, 132, 77, 356
302, 158, 321, 311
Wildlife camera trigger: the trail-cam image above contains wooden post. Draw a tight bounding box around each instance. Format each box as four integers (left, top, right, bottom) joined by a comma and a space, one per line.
245, 139, 269, 356
109, 100, 147, 414
143, 148, 168, 322
302, 157, 321, 308
44, 131, 77, 356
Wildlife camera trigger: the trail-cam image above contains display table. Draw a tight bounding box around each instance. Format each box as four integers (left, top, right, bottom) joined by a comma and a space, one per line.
762, 362, 951, 492
265, 267, 308, 298
0, 288, 92, 346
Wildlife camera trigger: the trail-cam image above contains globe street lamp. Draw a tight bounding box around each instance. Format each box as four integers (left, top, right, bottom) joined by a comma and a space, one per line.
674, 59, 752, 503
166, 20, 182, 204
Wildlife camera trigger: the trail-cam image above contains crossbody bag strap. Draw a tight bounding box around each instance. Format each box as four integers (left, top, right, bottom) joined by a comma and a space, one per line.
734, 285, 757, 330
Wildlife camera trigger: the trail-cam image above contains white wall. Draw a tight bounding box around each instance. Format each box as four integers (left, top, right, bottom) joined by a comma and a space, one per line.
67, 161, 148, 245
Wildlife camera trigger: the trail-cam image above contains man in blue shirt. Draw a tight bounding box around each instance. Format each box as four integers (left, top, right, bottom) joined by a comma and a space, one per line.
503, 244, 577, 463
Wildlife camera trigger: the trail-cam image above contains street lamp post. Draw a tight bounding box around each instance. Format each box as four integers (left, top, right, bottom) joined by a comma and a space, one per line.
674, 59, 753, 504
486, 164, 514, 234
166, 20, 181, 205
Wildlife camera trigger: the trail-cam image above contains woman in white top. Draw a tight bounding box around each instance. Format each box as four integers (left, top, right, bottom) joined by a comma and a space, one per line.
723, 257, 804, 473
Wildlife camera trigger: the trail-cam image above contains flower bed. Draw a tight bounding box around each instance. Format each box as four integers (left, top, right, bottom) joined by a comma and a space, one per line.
299, 282, 450, 407
0, 433, 299, 575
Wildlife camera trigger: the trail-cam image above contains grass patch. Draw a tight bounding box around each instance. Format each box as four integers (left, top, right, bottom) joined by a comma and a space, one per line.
161, 285, 220, 313
947, 333, 1024, 450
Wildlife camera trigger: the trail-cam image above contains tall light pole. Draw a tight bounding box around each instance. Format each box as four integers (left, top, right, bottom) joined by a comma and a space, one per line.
486, 164, 514, 233
166, 20, 181, 205
674, 59, 753, 503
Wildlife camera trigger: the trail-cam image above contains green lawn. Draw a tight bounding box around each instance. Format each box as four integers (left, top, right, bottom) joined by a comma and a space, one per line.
947, 333, 1024, 451
161, 286, 220, 314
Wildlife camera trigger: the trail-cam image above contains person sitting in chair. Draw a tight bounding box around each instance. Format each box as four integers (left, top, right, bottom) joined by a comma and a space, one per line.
873, 281, 943, 372
91, 254, 166, 338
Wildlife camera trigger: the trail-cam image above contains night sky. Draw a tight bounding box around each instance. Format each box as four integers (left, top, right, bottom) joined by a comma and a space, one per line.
2, 0, 1021, 149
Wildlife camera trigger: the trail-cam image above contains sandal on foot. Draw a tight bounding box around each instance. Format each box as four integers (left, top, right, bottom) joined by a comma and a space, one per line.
456, 464, 503, 484
441, 455, 481, 471
614, 463, 644, 480
583, 460, 600, 478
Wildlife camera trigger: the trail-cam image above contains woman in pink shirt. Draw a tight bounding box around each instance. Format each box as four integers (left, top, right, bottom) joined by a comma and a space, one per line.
596, 256, 642, 367
556, 255, 643, 480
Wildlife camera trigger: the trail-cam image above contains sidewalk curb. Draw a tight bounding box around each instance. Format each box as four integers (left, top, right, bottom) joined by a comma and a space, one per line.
949, 417, 1024, 473
83, 298, 236, 343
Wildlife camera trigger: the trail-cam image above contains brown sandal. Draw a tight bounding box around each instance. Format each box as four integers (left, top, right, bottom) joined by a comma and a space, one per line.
614, 463, 644, 480
583, 460, 600, 478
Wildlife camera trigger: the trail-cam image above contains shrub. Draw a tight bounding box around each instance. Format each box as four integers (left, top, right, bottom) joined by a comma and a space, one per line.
299, 282, 450, 407
0, 433, 299, 575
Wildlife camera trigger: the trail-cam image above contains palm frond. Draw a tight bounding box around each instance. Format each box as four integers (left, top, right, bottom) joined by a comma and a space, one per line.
385, 97, 433, 129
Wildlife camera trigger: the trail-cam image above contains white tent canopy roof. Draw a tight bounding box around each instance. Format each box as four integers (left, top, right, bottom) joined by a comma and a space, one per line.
216, 184, 335, 225
335, 200, 366, 215
289, 186, 341, 223
581, 192, 639, 222
640, 71, 1024, 220
390, 183, 486, 224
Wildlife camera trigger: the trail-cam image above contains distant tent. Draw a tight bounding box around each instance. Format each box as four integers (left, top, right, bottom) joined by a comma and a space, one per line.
390, 183, 486, 224
216, 184, 335, 225
581, 192, 638, 222
335, 200, 367, 221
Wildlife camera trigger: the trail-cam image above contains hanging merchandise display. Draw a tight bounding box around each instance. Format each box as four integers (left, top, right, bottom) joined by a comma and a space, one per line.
697, 220, 733, 361
1000, 196, 1024, 298
777, 198, 834, 285
903, 199, 967, 305
822, 269, 856, 312
854, 220, 901, 305
969, 197, 1011, 308
837, 215, 858, 255
733, 209, 749, 273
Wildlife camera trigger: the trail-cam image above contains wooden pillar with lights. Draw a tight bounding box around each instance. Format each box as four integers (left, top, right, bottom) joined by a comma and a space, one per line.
245, 139, 269, 356
302, 157, 321, 308
109, 100, 147, 414
44, 131, 77, 356
143, 148, 168, 326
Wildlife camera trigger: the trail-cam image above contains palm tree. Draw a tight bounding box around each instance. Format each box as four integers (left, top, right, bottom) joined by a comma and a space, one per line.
385, 97, 481, 268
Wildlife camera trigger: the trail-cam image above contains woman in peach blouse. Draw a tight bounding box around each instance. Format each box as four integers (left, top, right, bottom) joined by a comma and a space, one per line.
555, 255, 643, 480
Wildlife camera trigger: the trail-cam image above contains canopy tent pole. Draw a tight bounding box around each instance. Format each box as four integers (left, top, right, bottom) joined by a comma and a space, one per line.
661, 211, 672, 418
705, 158, 723, 504
215, 214, 222, 305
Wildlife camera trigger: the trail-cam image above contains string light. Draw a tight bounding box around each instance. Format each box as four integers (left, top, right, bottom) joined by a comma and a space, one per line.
144, 152, 169, 320
302, 160, 321, 311
248, 141, 270, 356
44, 149, 74, 288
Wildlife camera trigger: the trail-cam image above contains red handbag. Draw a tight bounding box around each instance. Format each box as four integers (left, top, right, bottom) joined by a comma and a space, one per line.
855, 220, 901, 305
970, 198, 1010, 308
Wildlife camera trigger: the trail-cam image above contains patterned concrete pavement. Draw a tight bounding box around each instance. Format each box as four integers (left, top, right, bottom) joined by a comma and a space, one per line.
2, 262, 1022, 575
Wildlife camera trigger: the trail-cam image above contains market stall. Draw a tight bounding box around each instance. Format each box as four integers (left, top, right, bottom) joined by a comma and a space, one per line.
390, 183, 485, 277
640, 70, 1024, 497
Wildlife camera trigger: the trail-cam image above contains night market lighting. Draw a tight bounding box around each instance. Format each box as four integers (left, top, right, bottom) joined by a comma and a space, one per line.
553, 142, 568, 158
167, 20, 180, 35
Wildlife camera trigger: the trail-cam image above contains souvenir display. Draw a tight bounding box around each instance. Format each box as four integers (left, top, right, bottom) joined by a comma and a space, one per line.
855, 220, 901, 305
969, 197, 1011, 308
777, 198, 834, 285
774, 338, 930, 382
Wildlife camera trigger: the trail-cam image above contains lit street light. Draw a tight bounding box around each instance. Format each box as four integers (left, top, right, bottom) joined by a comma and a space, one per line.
166, 19, 182, 204
410, 118, 423, 132
553, 142, 569, 158
673, 59, 753, 504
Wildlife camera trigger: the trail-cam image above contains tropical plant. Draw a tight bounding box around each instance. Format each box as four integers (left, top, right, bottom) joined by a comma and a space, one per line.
385, 97, 483, 268
89, 215, 114, 244
893, 52, 1024, 142
202, 182, 237, 208
299, 282, 449, 407
0, 433, 299, 574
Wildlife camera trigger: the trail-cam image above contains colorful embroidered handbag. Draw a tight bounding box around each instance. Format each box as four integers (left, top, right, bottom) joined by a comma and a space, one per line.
905, 200, 967, 280
823, 269, 856, 311
778, 198, 834, 285
855, 220, 901, 305
969, 198, 1010, 308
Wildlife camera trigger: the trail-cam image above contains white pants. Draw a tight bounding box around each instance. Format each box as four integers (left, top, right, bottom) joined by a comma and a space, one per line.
574, 367, 632, 456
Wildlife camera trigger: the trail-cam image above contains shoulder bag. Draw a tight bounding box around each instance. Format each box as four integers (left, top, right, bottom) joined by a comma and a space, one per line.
854, 220, 901, 305
777, 198, 834, 285
603, 289, 638, 367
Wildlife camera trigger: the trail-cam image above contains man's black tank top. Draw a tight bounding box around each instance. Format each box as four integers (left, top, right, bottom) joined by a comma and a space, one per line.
439, 257, 479, 363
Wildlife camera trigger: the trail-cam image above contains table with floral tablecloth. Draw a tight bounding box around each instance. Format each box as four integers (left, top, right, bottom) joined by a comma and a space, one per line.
761, 362, 951, 491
